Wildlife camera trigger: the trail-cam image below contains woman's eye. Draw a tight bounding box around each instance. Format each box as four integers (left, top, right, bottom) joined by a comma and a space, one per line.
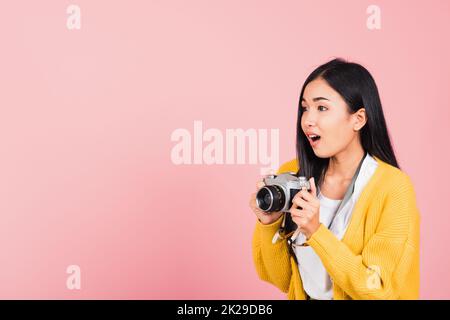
301, 105, 327, 112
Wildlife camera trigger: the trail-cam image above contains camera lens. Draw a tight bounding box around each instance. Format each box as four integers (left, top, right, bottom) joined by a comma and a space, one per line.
264, 193, 272, 205
256, 185, 285, 212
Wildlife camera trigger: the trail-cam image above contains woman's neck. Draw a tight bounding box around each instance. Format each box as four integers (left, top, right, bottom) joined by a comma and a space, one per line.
326, 142, 365, 181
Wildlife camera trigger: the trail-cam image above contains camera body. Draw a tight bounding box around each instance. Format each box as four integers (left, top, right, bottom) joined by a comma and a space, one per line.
256, 172, 311, 213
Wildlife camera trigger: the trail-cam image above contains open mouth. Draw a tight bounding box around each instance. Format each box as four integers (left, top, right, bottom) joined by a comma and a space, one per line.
307, 134, 321, 142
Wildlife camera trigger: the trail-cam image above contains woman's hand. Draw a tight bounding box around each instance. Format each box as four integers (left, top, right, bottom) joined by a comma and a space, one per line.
250, 180, 283, 225
289, 177, 321, 239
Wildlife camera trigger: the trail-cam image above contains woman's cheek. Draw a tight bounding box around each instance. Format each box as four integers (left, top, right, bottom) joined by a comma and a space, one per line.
328, 122, 352, 149
310, 116, 353, 157
320, 138, 342, 158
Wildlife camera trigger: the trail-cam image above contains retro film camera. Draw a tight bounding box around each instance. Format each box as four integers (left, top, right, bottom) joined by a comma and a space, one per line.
256, 172, 311, 213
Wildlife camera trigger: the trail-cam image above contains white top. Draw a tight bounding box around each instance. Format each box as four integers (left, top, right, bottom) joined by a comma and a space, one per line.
294, 153, 379, 300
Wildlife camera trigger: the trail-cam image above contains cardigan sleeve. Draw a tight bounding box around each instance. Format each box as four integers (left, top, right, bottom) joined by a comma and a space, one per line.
252, 213, 292, 293
305, 174, 420, 300
251, 160, 298, 293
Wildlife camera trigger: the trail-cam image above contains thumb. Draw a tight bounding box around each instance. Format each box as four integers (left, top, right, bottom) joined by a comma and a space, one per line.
256, 181, 265, 190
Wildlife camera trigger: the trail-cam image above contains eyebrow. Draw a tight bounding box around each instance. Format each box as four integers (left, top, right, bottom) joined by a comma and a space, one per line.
301, 97, 330, 103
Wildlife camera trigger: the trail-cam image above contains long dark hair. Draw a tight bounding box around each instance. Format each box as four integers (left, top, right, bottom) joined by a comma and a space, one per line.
296, 58, 399, 188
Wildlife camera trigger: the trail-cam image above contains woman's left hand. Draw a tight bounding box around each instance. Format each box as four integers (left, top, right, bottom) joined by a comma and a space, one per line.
289, 177, 321, 240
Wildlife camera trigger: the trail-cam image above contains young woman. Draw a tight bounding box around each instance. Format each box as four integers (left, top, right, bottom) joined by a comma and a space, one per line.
250, 58, 420, 300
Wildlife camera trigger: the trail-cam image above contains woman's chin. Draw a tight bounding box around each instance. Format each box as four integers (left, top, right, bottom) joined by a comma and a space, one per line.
312, 149, 333, 159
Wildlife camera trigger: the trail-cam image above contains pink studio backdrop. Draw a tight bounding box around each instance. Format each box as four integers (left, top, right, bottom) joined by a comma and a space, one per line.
0, 0, 449, 299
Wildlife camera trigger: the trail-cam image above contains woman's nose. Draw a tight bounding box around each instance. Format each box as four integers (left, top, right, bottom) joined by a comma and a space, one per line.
303, 113, 317, 126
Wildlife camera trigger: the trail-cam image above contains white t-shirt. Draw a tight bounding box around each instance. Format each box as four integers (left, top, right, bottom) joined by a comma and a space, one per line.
294, 153, 379, 300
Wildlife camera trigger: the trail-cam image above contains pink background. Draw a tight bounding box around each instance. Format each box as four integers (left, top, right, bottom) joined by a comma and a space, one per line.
0, 0, 449, 299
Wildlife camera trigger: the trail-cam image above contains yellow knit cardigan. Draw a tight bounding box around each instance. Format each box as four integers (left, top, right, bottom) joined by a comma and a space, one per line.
252, 156, 420, 300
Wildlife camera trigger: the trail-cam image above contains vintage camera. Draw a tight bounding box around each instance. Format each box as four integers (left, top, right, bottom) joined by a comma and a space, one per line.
256, 173, 311, 213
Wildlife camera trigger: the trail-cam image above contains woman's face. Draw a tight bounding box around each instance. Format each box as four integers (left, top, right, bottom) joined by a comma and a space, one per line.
300, 77, 364, 158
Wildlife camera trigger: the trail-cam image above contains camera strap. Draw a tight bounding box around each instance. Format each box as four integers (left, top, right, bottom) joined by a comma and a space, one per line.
285, 150, 367, 247
324, 150, 367, 230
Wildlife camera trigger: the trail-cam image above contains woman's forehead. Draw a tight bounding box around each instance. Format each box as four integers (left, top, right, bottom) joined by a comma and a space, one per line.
303, 78, 341, 103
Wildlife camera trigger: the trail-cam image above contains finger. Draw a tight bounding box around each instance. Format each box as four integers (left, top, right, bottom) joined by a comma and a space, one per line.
290, 207, 310, 219
292, 197, 315, 212
249, 193, 259, 209
298, 187, 315, 202
309, 177, 317, 197
291, 212, 311, 228
250, 202, 264, 215
293, 187, 313, 201
297, 187, 320, 208
291, 211, 312, 225
289, 201, 298, 214
291, 215, 309, 228
256, 180, 265, 190
289, 196, 311, 214
250, 193, 267, 213
249, 195, 255, 208
289, 206, 301, 216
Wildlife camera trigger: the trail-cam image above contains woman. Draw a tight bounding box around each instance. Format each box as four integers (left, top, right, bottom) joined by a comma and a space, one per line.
250, 58, 420, 300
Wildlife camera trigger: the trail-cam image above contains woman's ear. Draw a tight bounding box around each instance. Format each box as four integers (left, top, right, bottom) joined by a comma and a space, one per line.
353, 107, 367, 131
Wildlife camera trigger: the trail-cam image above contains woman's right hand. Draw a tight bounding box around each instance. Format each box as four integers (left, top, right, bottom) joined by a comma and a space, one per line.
250, 180, 284, 225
